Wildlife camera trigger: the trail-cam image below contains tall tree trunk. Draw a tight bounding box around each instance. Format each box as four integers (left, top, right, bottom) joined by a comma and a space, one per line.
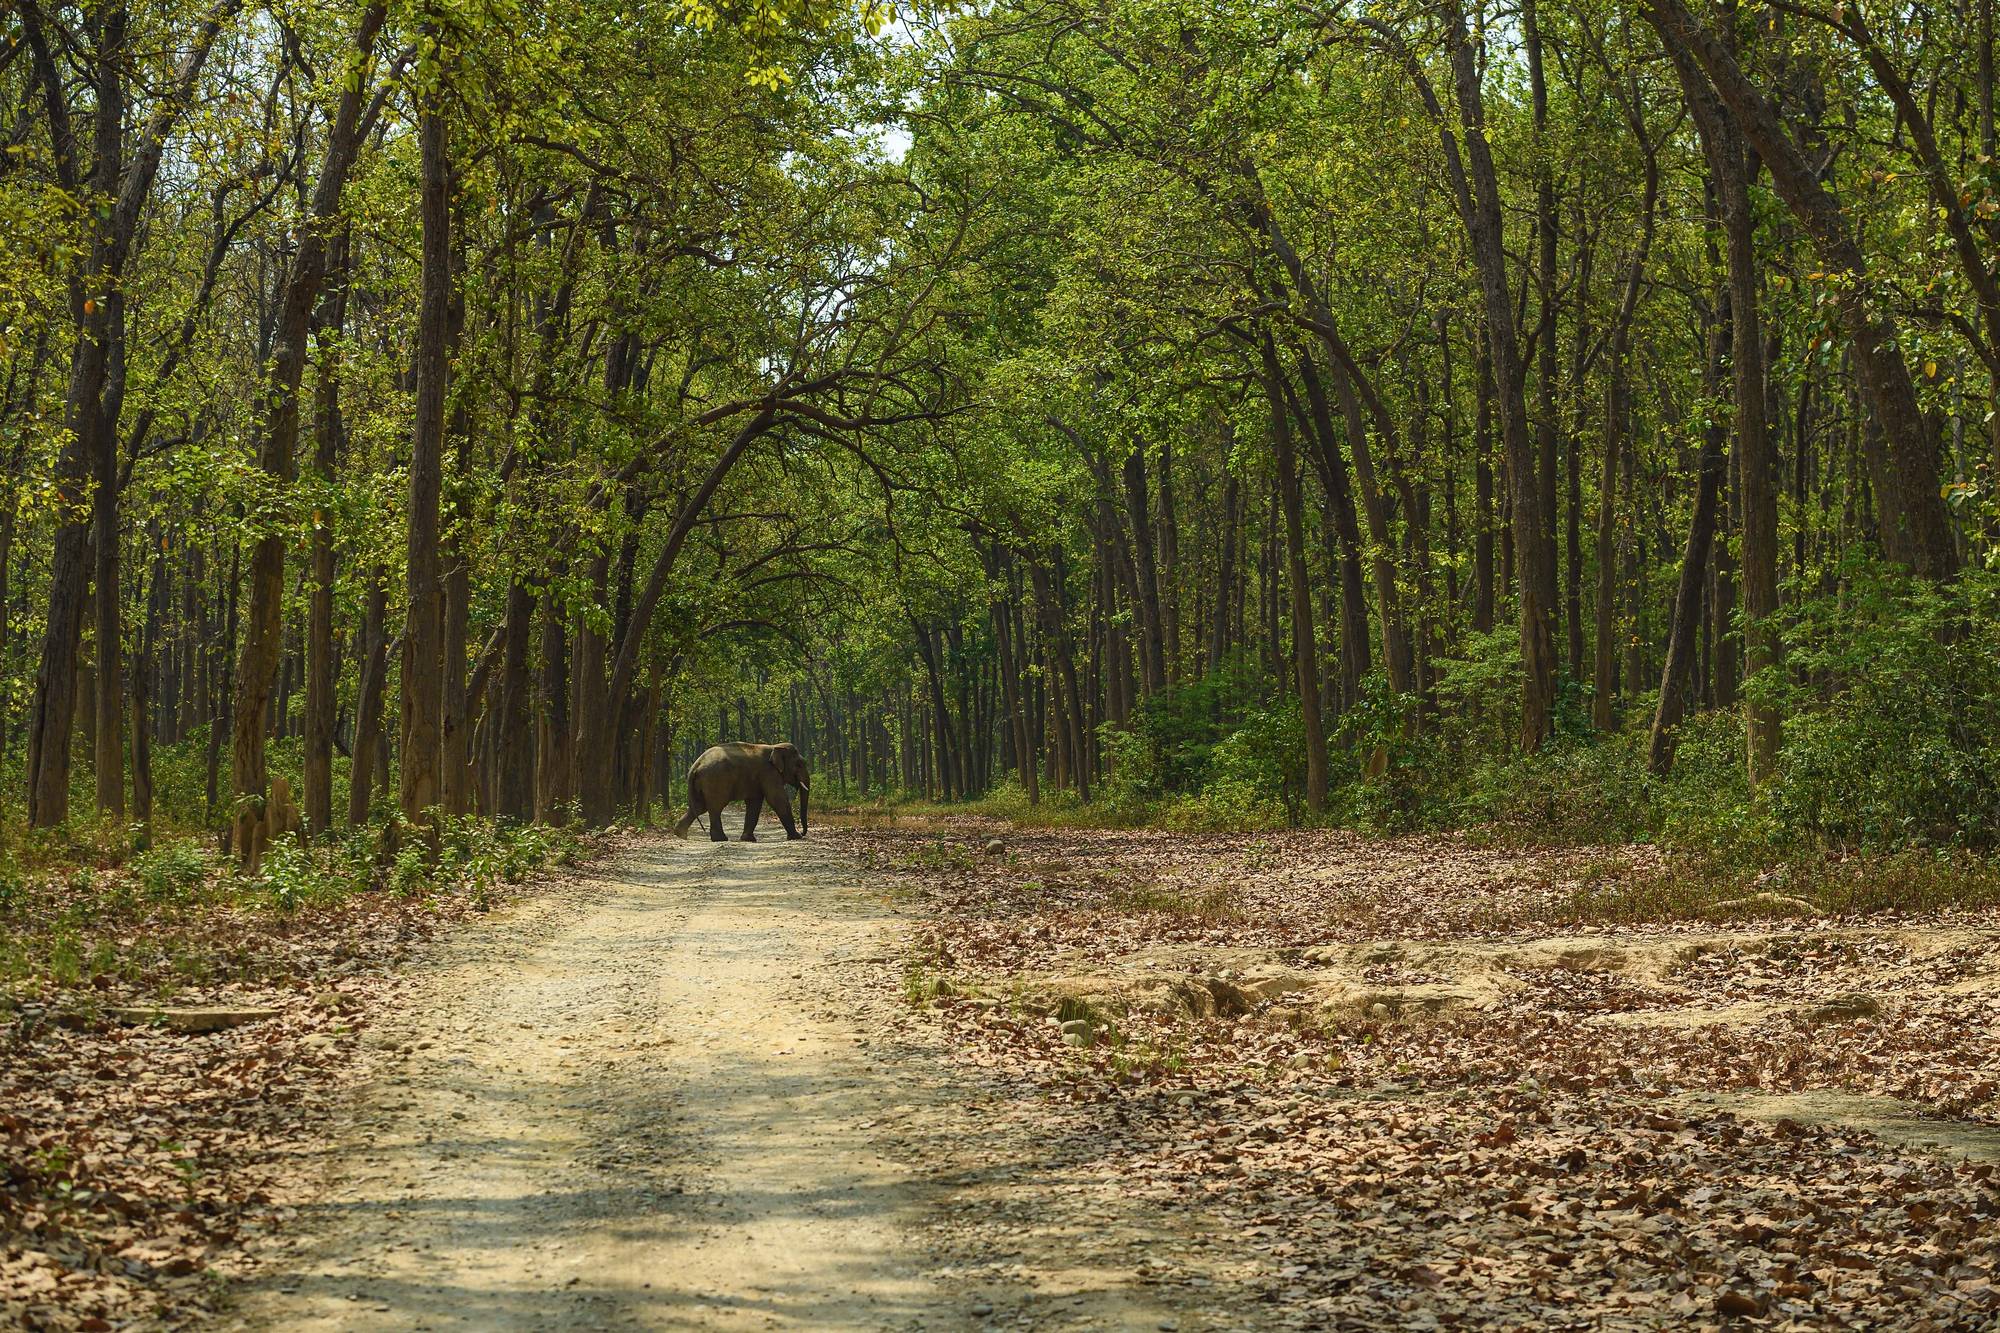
438, 250, 473, 816
1665, 24, 1782, 780
1414, 0, 1559, 746
131, 524, 166, 827
494, 577, 536, 819
0, 430, 20, 758
535, 586, 574, 819
93, 298, 126, 818
1595, 149, 1658, 729
1121, 445, 1169, 695
1262, 337, 1329, 815
997, 597, 1036, 801
399, 79, 450, 825
1524, 0, 1563, 664
24, 0, 231, 823
24, 5, 118, 827
1563, 233, 1594, 683
27, 242, 116, 826
1473, 332, 1496, 633
1157, 437, 1181, 682
205, 543, 239, 821
913, 621, 957, 799
303, 230, 352, 835
348, 575, 388, 826
1030, 559, 1090, 802
234, 3, 386, 854
1207, 471, 1240, 675
572, 556, 612, 822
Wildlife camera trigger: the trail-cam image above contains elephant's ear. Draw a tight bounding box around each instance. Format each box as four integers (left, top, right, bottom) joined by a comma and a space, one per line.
771, 743, 805, 785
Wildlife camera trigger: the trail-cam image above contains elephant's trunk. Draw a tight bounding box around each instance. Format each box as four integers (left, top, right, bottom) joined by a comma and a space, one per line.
797, 783, 808, 836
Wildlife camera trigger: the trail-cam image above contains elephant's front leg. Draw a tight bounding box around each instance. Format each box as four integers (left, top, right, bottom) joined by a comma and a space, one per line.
740, 793, 764, 842
771, 789, 801, 840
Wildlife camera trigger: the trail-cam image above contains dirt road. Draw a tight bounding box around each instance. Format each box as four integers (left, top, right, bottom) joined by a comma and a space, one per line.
226, 820, 1180, 1331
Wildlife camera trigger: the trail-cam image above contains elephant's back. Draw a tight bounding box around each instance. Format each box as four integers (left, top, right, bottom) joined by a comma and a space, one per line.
690, 742, 760, 773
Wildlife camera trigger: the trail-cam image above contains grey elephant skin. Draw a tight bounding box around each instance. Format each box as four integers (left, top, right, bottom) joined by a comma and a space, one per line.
672, 741, 810, 842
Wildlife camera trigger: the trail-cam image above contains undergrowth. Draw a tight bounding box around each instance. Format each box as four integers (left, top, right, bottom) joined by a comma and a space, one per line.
827, 569, 2000, 922
0, 809, 591, 996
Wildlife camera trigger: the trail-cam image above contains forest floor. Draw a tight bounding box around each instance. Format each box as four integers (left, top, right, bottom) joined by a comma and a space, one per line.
7, 815, 2000, 1330
839, 814, 2000, 1330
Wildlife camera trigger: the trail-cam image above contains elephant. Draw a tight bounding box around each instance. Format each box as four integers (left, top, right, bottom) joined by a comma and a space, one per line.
672, 741, 809, 842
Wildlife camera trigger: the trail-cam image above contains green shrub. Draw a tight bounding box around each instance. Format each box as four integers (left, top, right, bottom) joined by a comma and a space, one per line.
958, 780, 1095, 826
1343, 729, 1457, 834
0, 865, 27, 914
262, 840, 357, 913
1461, 732, 1656, 845
1095, 726, 1162, 822
1428, 628, 1526, 756
1765, 564, 2000, 850
1088, 654, 1293, 821
1158, 779, 1287, 832
1206, 699, 1307, 824
130, 842, 211, 902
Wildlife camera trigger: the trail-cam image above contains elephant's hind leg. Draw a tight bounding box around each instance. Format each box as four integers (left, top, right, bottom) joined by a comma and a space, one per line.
708, 796, 729, 842
740, 793, 764, 842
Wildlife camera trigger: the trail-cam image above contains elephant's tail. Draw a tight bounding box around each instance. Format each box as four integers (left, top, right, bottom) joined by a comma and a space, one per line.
672, 778, 702, 838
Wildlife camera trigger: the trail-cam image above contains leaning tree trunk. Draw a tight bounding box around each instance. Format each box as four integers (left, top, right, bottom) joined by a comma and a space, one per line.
1650, 312, 1732, 774
1645, 0, 1955, 579
1288, 355, 1373, 703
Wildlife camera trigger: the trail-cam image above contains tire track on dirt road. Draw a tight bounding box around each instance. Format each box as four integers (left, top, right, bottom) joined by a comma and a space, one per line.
224, 822, 1186, 1331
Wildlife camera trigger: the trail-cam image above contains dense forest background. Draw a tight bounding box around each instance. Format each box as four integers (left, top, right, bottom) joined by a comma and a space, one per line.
3, 0, 1998, 879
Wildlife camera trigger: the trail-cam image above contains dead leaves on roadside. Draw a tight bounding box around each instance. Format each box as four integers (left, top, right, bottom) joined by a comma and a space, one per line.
840, 820, 2000, 1329
2, 833, 620, 1331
